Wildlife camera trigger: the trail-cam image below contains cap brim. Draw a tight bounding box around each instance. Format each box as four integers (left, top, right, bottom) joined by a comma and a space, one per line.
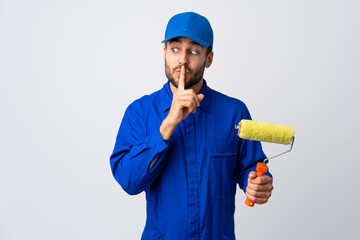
162, 32, 210, 48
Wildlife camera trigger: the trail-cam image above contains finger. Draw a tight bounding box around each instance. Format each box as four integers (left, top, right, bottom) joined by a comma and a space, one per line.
248, 171, 257, 179
176, 90, 200, 108
183, 100, 196, 113
246, 186, 273, 198
174, 98, 195, 113
249, 175, 272, 185
247, 182, 274, 192
193, 92, 200, 107
178, 65, 185, 91
246, 192, 270, 205
175, 91, 198, 104
197, 94, 204, 102
188, 91, 203, 108
197, 94, 204, 107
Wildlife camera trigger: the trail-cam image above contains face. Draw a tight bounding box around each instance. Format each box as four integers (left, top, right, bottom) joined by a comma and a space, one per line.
164, 37, 213, 89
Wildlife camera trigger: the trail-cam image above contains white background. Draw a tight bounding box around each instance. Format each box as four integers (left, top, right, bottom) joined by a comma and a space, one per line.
1, 0, 359, 239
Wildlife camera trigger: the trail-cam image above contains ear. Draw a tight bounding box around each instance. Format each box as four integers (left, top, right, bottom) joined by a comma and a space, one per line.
205, 51, 214, 68
163, 46, 166, 61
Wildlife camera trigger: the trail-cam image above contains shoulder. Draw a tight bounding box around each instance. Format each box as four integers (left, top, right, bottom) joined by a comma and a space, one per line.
206, 87, 252, 141
123, 87, 167, 128
127, 88, 162, 112
209, 88, 249, 113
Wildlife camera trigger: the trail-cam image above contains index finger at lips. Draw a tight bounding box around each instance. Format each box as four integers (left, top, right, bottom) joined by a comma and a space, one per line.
178, 65, 185, 91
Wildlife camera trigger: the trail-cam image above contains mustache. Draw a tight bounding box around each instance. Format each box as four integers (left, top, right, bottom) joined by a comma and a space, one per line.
173, 66, 193, 74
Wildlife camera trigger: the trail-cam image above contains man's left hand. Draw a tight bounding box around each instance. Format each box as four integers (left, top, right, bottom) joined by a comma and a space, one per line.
246, 172, 274, 205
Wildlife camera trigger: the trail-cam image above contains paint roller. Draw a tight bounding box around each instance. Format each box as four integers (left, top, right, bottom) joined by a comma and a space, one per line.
236, 119, 295, 207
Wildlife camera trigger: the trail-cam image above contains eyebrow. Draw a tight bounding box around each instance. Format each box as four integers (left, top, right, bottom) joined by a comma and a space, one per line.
168, 37, 201, 47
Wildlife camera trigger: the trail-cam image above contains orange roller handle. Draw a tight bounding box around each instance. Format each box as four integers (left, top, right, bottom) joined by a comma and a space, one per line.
245, 162, 269, 207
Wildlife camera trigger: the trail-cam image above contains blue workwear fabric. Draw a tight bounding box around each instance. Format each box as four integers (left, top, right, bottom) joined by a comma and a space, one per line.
110, 81, 271, 240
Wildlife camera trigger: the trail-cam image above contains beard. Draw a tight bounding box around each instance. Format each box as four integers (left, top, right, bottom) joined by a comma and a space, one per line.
165, 59, 206, 89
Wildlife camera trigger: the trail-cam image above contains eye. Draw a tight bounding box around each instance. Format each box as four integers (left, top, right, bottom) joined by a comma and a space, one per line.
171, 48, 179, 53
190, 50, 199, 55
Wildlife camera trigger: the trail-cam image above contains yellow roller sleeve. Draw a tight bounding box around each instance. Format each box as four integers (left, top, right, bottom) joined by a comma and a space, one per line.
237, 120, 295, 145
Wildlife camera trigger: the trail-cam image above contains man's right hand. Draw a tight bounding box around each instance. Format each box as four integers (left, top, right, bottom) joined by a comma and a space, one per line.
160, 65, 204, 140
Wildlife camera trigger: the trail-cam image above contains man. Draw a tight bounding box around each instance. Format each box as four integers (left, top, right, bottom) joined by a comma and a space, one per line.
110, 12, 273, 240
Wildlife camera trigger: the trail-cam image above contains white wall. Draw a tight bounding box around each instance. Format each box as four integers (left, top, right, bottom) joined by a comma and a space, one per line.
1, 0, 359, 239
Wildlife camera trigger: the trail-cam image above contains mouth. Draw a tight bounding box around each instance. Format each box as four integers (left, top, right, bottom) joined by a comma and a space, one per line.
175, 68, 190, 77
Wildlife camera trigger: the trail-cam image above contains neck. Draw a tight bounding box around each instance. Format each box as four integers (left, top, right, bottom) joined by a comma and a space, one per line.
169, 79, 204, 94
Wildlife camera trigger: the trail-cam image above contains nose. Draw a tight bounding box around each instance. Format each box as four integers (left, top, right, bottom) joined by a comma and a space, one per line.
179, 51, 188, 66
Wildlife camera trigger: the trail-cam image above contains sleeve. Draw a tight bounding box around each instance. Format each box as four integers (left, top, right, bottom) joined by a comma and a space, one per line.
236, 107, 273, 192
110, 103, 169, 195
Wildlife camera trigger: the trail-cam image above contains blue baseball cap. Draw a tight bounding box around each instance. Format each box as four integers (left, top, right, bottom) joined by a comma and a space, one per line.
162, 12, 214, 49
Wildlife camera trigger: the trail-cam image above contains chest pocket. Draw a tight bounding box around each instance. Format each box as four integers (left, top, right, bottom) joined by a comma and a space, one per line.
209, 139, 238, 198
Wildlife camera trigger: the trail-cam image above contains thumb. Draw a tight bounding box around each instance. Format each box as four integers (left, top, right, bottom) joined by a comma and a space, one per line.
248, 171, 257, 179
197, 94, 204, 102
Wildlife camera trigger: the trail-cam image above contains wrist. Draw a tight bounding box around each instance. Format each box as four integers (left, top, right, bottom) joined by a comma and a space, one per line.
160, 117, 177, 140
